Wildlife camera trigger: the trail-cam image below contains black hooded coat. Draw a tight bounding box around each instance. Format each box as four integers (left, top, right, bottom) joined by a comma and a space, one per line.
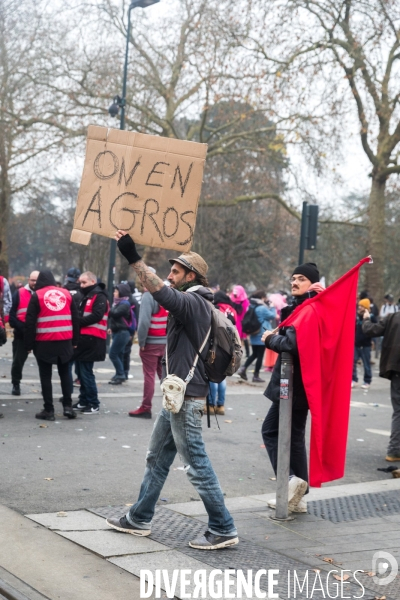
108, 283, 133, 333
24, 270, 79, 363
264, 291, 317, 410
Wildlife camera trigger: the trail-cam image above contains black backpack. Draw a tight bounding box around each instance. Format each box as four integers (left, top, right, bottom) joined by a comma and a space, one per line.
203, 304, 243, 383
185, 303, 243, 384
242, 305, 261, 335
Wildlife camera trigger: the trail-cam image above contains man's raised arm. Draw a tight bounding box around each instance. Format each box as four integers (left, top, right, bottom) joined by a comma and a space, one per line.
115, 230, 164, 294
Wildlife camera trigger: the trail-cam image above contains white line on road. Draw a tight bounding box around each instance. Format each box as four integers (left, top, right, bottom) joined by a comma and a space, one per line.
366, 428, 391, 436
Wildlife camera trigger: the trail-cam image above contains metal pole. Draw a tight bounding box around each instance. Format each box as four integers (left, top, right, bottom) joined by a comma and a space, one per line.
271, 351, 294, 521
298, 201, 308, 265
106, 6, 132, 305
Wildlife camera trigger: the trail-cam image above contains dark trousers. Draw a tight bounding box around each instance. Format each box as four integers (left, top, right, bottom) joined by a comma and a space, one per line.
37, 358, 72, 412
352, 346, 372, 384
123, 337, 133, 378
262, 401, 309, 484
109, 330, 130, 379
75, 361, 99, 408
389, 373, 400, 456
11, 338, 28, 385
244, 345, 265, 374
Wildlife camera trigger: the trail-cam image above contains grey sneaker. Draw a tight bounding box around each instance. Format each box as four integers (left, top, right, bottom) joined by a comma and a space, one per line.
106, 515, 151, 536
189, 530, 239, 550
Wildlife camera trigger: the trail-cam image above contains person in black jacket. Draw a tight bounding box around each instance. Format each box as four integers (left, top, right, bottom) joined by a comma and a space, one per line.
63, 267, 83, 390
24, 270, 79, 421
64, 267, 83, 303
108, 283, 132, 385
9, 270, 39, 396
261, 263, 323, 513
106, 230, 238, 552
362, 308, 400, 461
352, 298, 376, 390
123, 282, 139, 380
72, 272, 109, 415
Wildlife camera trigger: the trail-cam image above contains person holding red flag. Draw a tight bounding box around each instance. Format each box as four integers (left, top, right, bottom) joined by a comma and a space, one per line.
262, 257, 370, 509
261, 263, 323, 513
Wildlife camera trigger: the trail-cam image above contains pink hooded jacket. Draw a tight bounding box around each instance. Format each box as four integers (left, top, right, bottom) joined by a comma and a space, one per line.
230, 285, 250, 339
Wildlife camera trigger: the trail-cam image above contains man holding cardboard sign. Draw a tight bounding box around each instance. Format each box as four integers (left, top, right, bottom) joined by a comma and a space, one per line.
106, 230, 238, 551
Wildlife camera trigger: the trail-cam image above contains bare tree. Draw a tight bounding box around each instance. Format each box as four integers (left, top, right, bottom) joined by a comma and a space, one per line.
0, 0, 92, 275
229, 0, 400, 301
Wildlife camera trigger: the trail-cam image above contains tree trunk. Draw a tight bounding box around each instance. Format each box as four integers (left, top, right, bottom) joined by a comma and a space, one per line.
0, 161, 10, 278
366, 177, 386, 303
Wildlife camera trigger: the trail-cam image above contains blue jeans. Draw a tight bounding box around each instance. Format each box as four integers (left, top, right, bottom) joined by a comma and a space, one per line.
208, 380, 226, 406
75, 361, 99, 408
127, 399, 237, 537
109, 330, 130, 379
353, 346, 372, 384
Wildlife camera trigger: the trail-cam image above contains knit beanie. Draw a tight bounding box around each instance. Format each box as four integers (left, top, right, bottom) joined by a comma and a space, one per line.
358, 298, 371, 310
292, 262, 320, 284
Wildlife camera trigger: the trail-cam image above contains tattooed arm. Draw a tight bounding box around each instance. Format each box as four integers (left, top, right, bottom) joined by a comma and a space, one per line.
130, 260, 164, 293
115, 230, 164, 293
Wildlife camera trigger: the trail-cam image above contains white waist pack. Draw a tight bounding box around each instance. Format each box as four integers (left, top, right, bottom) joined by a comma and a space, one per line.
161, 327, 210, 414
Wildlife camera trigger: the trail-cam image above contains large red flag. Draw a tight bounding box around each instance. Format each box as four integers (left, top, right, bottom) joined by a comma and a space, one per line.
279, 257, 371, 487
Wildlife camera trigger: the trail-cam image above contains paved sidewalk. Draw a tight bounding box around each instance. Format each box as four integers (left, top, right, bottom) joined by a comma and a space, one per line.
2, 478, 395, 600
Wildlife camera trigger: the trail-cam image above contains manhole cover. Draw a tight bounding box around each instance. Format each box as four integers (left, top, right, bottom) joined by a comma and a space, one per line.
308, 490, 400, 523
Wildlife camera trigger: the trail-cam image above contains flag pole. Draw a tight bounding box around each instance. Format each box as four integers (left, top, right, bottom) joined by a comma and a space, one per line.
271, 352, 295, 521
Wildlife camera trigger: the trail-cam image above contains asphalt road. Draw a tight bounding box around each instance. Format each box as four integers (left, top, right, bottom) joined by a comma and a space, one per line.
0, 341, 394, 515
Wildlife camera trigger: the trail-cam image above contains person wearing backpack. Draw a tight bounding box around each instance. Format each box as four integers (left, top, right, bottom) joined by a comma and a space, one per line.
106, 231, 238, 551
206, 291, 238, 415
72, 271, 109, 415
237, 290, 276, 382
107, 283, 134, 385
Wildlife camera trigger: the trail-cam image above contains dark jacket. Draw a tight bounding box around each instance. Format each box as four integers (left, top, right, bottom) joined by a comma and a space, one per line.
9, 286, 34, 340
108, 302, 131, 333
108, 283, 134, 333
263, 292, 317, 410
64, 280, 84, 305
362, 313, 400, 379
355, 313, 377, 347
153, 284, 213, 397
24, 270, 79, 364
73, 283, 108, 362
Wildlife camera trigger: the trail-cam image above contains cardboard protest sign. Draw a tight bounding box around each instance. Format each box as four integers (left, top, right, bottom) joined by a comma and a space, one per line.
70, 126, 207, 252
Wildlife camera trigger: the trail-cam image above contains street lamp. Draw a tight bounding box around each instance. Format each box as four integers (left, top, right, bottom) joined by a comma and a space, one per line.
106, 0, 160, 302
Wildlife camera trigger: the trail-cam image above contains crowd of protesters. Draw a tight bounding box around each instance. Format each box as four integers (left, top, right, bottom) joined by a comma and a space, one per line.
1, 258, 399, 523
